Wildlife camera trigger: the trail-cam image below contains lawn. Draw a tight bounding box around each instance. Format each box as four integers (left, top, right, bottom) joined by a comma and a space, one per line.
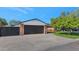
54, 31, 79, 39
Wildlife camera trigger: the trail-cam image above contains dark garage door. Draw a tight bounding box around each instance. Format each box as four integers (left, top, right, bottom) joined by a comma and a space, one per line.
24, 25, 44, 34
0, 27, 19, 36
0, 27, 1, 36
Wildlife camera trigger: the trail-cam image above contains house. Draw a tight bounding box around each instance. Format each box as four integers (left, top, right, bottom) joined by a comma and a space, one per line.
19, 18, 49, 35
0, 18, 51, 36
47, 26, 56, 33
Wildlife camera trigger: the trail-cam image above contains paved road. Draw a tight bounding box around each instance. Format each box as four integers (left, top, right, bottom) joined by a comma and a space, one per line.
0, 34, 78, 51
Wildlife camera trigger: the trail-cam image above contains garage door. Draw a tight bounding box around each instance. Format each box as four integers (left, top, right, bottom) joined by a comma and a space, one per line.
0, 27, 1, 36
0, 27, 19, 36
24, 25, 44, 34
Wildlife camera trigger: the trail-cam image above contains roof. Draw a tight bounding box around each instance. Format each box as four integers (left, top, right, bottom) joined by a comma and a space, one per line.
21, 18, 49, 26
14, 18, 50, 27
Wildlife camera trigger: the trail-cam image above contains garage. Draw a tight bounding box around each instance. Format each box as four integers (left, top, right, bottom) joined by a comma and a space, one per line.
19, 19, 49, 35
0, 27, 19, 36
24, 25, 44, 34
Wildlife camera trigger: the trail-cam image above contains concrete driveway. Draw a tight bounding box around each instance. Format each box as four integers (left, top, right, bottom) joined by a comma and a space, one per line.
0, 34, 78, 51
46, 40, 79, 51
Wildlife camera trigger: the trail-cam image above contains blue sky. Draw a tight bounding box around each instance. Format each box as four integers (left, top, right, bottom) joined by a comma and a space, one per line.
0, 7, 78, 23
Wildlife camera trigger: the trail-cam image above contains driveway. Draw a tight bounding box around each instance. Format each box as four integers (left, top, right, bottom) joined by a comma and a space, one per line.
0, 34, 78, 51
46, 40, 79, 51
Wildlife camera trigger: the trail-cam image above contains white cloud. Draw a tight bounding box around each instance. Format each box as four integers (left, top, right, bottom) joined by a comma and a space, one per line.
9, 7, 33, 15
19, 7, 33, 11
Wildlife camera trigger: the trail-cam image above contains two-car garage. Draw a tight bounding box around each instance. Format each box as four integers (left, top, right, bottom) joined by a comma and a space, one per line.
19, 19, 48, 35
24, 25, 44, 34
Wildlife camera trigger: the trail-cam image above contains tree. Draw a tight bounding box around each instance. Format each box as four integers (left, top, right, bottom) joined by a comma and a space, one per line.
9, 20, 21, 26
51, 18, 57, 26
0, 17, 8, 27
51, 9, 79, 31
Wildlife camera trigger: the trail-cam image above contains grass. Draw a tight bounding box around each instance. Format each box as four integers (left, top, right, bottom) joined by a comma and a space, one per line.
54, 31, 79, 39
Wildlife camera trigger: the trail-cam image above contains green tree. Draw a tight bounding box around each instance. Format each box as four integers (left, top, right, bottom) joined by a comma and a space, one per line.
9, 20, 21, 26
0, 17, 8, 27
60, 11, 67, 18
51, 9, 79, 31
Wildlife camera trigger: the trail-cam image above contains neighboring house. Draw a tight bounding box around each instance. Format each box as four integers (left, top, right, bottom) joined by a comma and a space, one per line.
0, 18, 52, 36
47, 26, 56, 33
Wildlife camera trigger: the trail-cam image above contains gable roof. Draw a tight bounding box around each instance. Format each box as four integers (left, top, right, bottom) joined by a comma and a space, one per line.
21, 18, 49, 26
14, 18, 49, 27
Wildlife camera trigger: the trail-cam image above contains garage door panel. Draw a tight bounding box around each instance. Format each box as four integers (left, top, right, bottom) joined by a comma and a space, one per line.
24, 25, 44, 34
0, 27, 19, 36
0, 27, 1, 36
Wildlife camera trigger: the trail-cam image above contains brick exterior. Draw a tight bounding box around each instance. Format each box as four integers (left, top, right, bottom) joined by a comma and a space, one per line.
19, 24, 24, 35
